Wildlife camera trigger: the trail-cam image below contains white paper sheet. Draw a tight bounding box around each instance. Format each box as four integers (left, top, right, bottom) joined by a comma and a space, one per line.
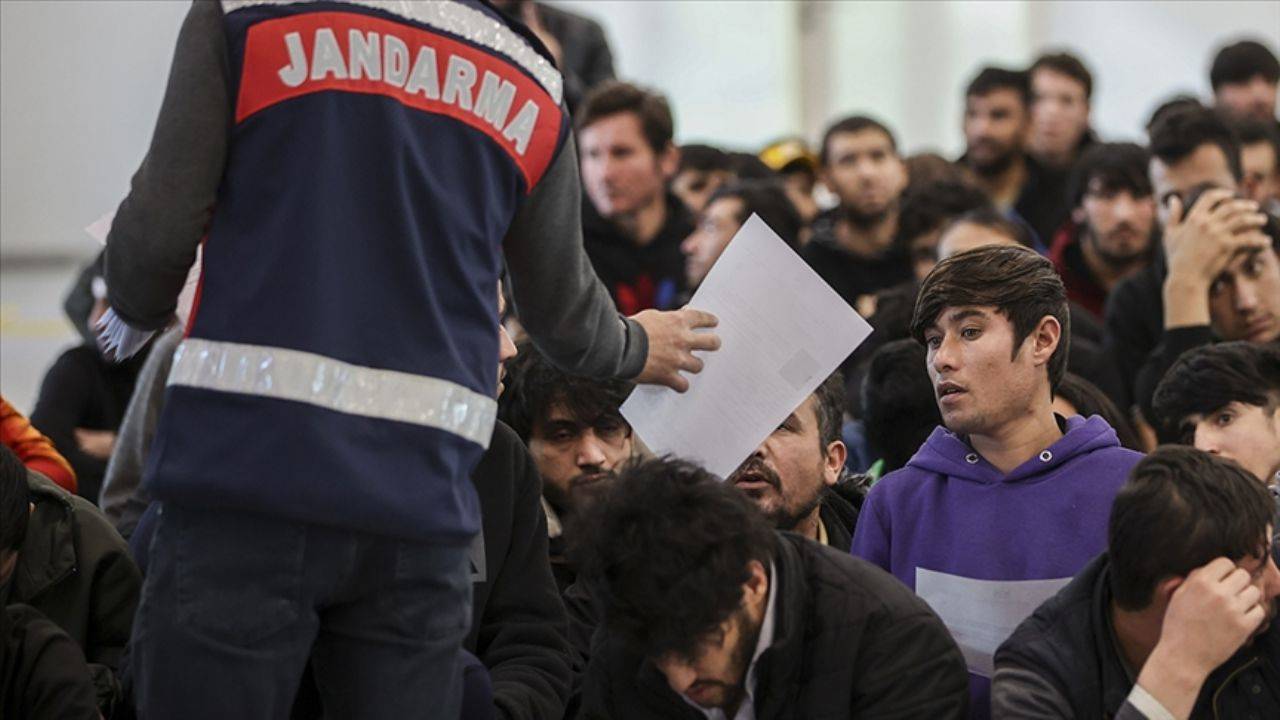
620, 213, 872, 478
915, 568, 1071, 678
85, 210, 116, 245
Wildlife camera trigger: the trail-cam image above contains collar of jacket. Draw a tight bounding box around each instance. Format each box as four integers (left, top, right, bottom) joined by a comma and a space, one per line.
12, 470, 77, 603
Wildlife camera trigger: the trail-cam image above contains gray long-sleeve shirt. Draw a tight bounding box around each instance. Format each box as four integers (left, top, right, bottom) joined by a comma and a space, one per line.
104, 0, 645, 380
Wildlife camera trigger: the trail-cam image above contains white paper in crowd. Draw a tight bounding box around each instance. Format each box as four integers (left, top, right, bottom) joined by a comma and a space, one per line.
620, 213, 872, 478
915, 568, 1071, 678
85, 210, 116, 245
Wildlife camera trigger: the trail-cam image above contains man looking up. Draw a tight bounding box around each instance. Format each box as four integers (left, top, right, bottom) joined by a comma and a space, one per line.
960, 66, 1068, 243
498, 342, 635, 591
579, 81, 692, 313
1211, 39, 1280, 124
1049, 143, 1159, 320
1028, 52, 1097, 170
801, 115, 911, 310
994, 446, 1280, 719
852, 245, 1142, 719
728, 372, 860, 549
1154, 341, 1280, 485
576, 457, 969, 719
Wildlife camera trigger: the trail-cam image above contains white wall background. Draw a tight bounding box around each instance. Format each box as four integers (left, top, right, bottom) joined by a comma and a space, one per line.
1, 0, 1278, 260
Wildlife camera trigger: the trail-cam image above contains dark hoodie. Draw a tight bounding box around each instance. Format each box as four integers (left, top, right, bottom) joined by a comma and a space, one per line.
851, 414, 1143, 719
581, 191, 692, 315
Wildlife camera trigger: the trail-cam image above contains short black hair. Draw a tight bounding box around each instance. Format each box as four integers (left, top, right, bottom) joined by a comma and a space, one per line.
820, 115, 898, 166
1153, 342, 1280, 443
678, 144, 732, 175
1232, 117, 1280, 171
965, 66, 1031, 107
1148, 105, 1244, 182
911, 245, 1071, 390
1108, 446, 1274, 611
895, 180, 992, 249
1055, 373, 1143, 451
1030, 51, 1094, 101
704, 180, 803, 249
1, 445, 29, 554
726, 152, 778, 181
1145, 95, 1203, 135
577, 80, 674, 155
862, 339, 941, 472
498, 341, 635, 443
812, 371, 847, 451
572, 456, 777, 660
1067, 142, 1153, 210
942, 207, 1036, 251
1211, 39, 1280, 91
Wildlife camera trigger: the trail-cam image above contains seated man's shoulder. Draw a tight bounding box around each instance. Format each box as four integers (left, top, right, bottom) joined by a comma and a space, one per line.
786, 534, 930, 619
995, 557, 1108, 688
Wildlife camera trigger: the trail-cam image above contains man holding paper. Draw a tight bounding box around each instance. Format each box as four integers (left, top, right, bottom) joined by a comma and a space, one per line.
851, 245, 1142, 719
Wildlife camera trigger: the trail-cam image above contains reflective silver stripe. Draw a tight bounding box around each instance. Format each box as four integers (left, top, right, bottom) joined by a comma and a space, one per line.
168, 338, 496, 447
221, 0, 563, 104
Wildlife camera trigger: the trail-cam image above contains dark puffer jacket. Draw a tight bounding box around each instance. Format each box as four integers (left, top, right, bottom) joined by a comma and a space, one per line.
577, 532, 969, 719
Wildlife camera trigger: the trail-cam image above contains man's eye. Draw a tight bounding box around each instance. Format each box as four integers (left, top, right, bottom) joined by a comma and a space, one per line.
550, 430, 576, 442
925, 336, 942, 349
961, 327, 981, 340
1215, 412, 1234, 427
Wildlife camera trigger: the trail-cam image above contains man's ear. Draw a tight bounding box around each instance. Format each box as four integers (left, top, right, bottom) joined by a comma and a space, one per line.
659, 142, 680, 180
1029, 315, 1062, 368
823, 441, 847, 487
742, 559, 769, 606
1153, 575, 1184, 608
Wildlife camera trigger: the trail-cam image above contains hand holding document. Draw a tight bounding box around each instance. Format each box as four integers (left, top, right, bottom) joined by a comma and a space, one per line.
621, 214, 872, 478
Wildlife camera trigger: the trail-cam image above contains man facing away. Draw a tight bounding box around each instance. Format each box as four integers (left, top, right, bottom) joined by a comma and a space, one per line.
851, 244, 1143, 718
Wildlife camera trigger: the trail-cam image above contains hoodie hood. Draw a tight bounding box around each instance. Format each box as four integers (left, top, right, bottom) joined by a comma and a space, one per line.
906, 414, 1122, 484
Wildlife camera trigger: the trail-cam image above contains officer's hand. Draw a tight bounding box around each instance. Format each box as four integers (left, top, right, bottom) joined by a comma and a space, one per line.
631, 307, 721, 392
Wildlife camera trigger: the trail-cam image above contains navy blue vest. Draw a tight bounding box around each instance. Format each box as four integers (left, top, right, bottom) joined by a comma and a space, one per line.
144, 0, 567, 540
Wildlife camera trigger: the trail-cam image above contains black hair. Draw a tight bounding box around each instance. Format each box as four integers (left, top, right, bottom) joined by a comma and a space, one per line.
1055, 373, 1144, 451
820, 115, 899, 166
1232, 118, 1280, 170
1067, 142, 1153, 210
911, 245, 1071, 390
895, 180, 993, 249
572, 456, 777, 660
813, 371, 847, 451
941, 207, 1036, 251
1, 445, 29, 554
965, 66, 1031, 106
1153, 342, 1280, 443
1030, 51, 1094, 100
704, 180, 803, 249
678, 144, 732, 175
1148, 105, 1244, 183
1210, 39, 1280, 90
861, 339, 942, 472
577, 80, 674, 155
497, 341, 635, 444
726, 152, 778, 181
1145, 95, 1203, 135
1109, 446, 1274, 611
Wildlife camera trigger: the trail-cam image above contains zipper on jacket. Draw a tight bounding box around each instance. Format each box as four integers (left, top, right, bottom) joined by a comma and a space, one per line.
1212, 655, 1260, 720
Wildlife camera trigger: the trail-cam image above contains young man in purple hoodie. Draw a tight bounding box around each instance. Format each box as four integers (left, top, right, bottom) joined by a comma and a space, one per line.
851, 245, 1143, 718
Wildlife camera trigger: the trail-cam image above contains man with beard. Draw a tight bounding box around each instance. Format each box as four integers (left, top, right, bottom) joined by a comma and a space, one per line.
959, 66, 1069, 245
575, 457, 969, 719
498, 342, 635, 592
728, 373, 860, 549
1049, 143, 1159, 320
994, 446, 1280, 719
1211, 39, 1280, 126
801, 115, 911, 311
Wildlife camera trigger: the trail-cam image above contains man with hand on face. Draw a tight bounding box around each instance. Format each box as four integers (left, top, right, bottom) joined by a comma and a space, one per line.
1154, 341, 1280, 485
852, 245, 1143, 719
801, 115, 911, 312
576, 457, 969, 720
1049, 143, 1159, 321
1108, 106, 1279, 431
498, 342, 636, 592
994, 446, 1280, 719
728, 373, 860, 550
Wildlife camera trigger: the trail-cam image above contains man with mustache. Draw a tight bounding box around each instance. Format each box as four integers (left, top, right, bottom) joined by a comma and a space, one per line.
994, 446, 1280, 719
498, 342, 635, 592
1049, 143, 1159, 321
800, 115, 912, 312
728, 373, 860, 549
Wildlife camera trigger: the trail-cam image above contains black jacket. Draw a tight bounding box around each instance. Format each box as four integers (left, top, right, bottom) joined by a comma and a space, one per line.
467, 421, 574, 720
799, 210, 914, 310
1, 603, 100, 720
818, 481, 861, 552
577, 533, 969, 719
535, 3, 615, 111
994, 553, 1280, 719
1103, 253, 1166, 413
582, 192, 692, 314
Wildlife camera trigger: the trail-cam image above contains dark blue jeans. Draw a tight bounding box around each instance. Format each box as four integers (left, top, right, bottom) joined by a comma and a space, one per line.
131, 503, 473, 720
